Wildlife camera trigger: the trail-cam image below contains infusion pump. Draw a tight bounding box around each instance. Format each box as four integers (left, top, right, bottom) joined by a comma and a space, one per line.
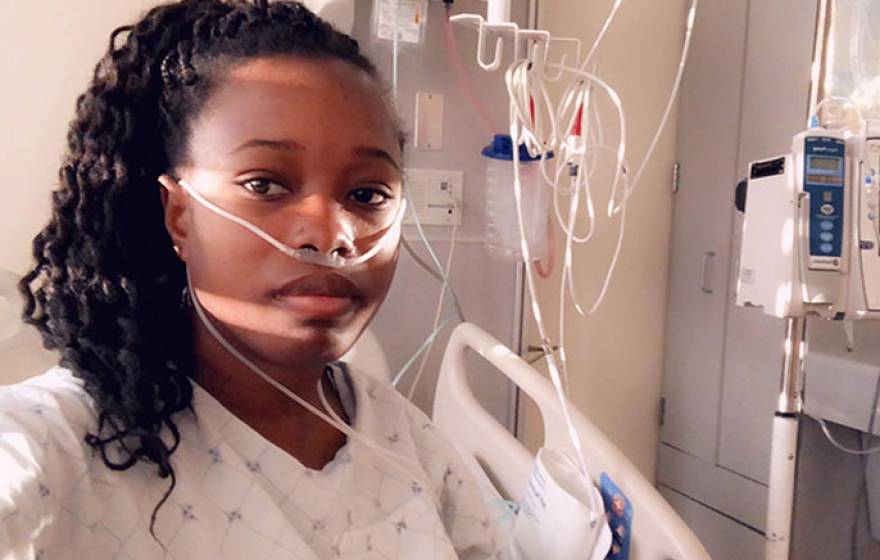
736, 122, 880, 320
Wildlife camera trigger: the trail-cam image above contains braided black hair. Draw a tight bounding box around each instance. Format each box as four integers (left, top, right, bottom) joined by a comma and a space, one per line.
19, 0, 404, 541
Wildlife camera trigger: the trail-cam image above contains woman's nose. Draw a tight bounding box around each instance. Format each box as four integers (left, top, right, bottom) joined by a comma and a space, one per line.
287, 195, 355, 257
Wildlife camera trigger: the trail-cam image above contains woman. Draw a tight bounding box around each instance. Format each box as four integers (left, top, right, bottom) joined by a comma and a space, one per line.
0, 1, 500, 558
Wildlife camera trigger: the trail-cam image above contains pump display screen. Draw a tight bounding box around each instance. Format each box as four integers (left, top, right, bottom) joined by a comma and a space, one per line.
807, 174, 843, 185
803, 137, 845, 262
808, 156, 842, 172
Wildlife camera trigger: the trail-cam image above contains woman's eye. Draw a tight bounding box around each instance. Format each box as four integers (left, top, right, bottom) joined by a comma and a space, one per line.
239, 178, 287, 197
349, 187, 390, 206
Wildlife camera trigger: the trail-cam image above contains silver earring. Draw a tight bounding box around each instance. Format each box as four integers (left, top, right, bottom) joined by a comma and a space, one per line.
179, 285, 192, 309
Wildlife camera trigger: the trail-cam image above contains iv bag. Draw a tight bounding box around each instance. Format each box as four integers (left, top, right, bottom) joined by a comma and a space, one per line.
851, 0, 880, 117
372, 0, 429, 46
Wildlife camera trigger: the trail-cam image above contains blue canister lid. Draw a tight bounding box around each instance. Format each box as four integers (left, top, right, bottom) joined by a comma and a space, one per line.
481, 134, 552, 161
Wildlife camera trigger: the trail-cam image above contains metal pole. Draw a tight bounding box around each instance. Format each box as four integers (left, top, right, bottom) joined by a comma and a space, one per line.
487, 0, 512, 24
767, 1, 828, 556
765, 316, 808, 560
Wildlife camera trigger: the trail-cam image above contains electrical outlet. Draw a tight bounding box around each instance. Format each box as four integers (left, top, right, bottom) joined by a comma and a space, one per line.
403, 168, 463, 227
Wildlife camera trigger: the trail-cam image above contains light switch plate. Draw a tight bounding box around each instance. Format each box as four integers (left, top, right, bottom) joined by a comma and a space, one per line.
414, 92, 444, 151
404, 168, 463, 226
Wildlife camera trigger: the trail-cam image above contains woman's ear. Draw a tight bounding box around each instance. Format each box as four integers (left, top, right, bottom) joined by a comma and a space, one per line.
158, 174, 190, 261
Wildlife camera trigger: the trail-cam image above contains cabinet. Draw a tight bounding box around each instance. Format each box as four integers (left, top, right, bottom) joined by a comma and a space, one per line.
658, 0, 817, 555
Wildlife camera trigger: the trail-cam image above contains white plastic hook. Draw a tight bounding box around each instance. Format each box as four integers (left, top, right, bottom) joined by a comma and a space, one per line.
516, 30, 583, 83
450, 13, 518, 72
518, 29, 550, 73
450, 9, 581, 76
482, 22, 520, 71
544, 37, 583, 82
477, 24, 506, 71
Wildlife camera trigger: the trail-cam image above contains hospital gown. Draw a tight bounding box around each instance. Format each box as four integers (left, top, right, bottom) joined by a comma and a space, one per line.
0, 364, 504, 559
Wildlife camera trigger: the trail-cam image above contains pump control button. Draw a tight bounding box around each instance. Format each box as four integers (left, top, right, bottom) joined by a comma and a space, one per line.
820, 204, 835, 215
820, 232, 834, 242
820, 220, 834, 231
820, 243, 834, 253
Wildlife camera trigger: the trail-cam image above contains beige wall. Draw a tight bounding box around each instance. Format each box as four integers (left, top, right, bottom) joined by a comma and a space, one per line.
0, 1, 159, 384
0, 1, 160, 275
517, 0, 688, 479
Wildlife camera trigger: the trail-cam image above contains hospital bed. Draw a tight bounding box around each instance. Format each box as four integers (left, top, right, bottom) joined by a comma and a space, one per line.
433, 322, 710, 560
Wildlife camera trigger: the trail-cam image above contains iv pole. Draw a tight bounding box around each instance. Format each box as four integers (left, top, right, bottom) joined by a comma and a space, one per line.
764, 317, 808, 559
763, 1, 832, 558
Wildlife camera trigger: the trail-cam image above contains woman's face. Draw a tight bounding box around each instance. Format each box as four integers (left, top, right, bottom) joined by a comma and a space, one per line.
161, 56, 403, 369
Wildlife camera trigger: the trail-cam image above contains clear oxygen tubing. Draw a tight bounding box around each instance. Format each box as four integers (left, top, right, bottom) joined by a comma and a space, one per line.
562, 154, 631, 317
495, 0, 700, 519
508, 104, 603, 525
578, 0, 624, 73
551, 82, 603, 244
391, 195, 464, 395
505, 57, 627, 224
509, 60, 629, 318
533, 219, 556, 280
518, 0, 697, 319
559, 0, 698, 359
390, 190, 464, 390
406, 201, 461, 400
444, 4, 499, 138
176, 179, 407, 270
610, 0, 697, 214
548, 71, 607, 245
504, 58, 625, 460
177, 173, 465, 391
558, 186, 628, 390
808, 414, 880, 455
402, 187, 466, 325
386, 8, 469, 392
536, 63, 627, 217
391, 318, 450, 386
185, 270, 432, 491
402, 238, 466, 321
538, 0, 696, 229
393, 198, 462, 391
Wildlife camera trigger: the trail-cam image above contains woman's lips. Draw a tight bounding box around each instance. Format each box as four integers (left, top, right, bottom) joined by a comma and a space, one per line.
271, 293, 356, 319
269, 273, 361, 319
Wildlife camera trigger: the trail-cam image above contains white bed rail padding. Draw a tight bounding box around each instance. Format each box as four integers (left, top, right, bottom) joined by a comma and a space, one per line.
433, 322, 710, 560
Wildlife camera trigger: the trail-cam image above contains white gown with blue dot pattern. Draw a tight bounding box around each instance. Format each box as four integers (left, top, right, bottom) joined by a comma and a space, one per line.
0, 365, 504, 559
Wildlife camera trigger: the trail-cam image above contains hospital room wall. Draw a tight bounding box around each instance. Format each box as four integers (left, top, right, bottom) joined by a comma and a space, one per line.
0, 0, 164, 384
516, 0, 689, 479
0, 1, 162, 278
